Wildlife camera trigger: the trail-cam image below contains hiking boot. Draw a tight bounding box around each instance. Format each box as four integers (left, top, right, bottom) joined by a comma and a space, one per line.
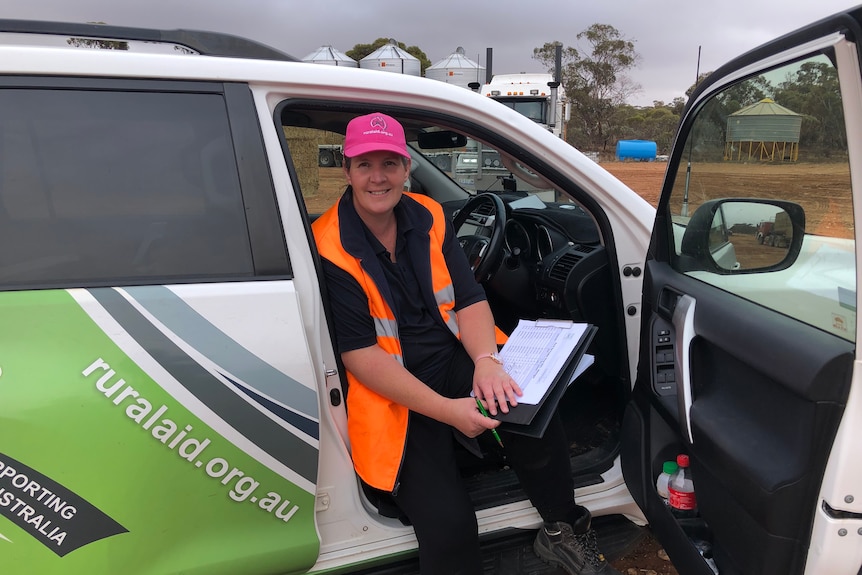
533, 521, 622, 575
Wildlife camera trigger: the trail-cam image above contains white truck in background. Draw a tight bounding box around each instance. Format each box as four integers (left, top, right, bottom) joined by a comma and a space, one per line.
480, 72, 569, 139
450, 45, 569, 196
455, 71, 567, 197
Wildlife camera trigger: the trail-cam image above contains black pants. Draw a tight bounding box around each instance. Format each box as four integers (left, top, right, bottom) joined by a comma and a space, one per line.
390, 346, 578, 575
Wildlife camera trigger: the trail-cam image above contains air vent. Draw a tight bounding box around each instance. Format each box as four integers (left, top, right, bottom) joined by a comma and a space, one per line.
462, 201, 496, 226
574, 244, 595, 254
473, 202, 495, 217
548, 251, 582, 282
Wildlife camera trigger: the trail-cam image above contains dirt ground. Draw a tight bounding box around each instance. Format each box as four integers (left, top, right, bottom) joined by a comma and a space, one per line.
610, 531, 679, 575
603, 160, 852, 239
601, 161, 665, 207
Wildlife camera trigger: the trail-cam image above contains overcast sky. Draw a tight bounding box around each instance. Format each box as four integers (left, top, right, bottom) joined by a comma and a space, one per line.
3, 0, 860, 106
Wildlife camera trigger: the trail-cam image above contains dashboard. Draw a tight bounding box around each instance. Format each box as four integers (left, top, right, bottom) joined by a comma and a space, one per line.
504, 218, 566, 263
486, 204, 608, 330
449, 194, 620, 381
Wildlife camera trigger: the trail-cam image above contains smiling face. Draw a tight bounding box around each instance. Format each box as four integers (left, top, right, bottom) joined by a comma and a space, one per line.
344, 151, 411, 222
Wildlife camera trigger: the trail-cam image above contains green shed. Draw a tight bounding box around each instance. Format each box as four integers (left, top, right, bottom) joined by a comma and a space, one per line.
725, 98, 802, 161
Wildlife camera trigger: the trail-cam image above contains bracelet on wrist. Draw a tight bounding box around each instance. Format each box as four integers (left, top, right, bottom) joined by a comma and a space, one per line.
474, 352, 503, 365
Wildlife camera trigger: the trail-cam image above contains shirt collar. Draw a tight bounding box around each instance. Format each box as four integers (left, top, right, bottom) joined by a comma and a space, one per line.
337, 187, 423, 259
355, 194, 415, 259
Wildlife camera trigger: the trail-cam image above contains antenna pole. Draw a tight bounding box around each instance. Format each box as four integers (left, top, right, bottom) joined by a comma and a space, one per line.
682, 45, 702, 218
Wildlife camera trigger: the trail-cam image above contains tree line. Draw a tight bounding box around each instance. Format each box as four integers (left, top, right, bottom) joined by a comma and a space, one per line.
348, 30, 844, 159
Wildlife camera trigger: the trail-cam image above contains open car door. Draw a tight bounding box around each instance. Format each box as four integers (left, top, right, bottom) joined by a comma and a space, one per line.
622, 9, 862, 575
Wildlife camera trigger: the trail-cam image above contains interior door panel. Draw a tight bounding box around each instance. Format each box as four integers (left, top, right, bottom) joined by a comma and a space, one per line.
622, 262, 854, 575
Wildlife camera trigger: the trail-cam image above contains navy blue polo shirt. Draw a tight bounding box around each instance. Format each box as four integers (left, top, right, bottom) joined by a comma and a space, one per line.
321, 192, 486, 389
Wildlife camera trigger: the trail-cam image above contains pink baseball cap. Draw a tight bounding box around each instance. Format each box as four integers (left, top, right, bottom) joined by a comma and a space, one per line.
343, 112, 410, 159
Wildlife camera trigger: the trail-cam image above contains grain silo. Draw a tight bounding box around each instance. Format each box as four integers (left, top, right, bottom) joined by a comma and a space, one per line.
360, 39, 421, 76
301, 45, 357, 67
725, 98, 802, 162
426, 47, 484, 89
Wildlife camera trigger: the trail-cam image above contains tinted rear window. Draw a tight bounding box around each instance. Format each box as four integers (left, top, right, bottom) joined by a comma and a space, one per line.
0, 88, 253, 287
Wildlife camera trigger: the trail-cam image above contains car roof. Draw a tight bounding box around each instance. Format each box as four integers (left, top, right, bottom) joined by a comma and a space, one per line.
0, 18, 295, 61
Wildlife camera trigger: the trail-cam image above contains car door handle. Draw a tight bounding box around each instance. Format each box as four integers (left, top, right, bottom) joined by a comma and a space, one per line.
672, 294, 696, 444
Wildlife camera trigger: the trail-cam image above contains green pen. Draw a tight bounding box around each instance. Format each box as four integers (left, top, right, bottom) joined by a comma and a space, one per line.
475, 397, 504, 448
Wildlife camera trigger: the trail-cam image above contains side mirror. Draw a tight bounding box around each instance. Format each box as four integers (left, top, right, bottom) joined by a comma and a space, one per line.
677, 199, 805, 274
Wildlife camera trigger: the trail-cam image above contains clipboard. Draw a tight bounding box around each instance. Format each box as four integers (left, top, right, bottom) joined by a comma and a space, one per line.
492, 321, 597, 438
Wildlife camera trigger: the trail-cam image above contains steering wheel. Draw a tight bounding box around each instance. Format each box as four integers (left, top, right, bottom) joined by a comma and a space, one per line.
452, 193, 507, 283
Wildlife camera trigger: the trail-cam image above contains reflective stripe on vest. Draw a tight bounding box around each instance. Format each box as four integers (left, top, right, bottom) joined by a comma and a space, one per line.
373, 316, 403, 365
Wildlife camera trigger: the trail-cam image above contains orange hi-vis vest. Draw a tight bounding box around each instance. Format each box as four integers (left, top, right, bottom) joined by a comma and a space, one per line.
313, 191, 462, 491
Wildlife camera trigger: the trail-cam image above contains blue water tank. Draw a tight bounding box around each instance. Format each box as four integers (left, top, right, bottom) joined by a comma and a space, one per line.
616, 140, 657, 161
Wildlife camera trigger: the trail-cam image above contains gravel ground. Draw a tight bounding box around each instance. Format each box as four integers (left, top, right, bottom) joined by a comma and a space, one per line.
610, 529, 679, 575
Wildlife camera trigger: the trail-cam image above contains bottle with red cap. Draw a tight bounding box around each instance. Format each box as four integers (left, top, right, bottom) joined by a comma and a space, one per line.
668, 453, 698, 518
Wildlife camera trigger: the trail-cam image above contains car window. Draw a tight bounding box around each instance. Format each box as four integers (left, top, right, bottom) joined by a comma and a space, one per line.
0, 87, 254, 287
667, 51, 855, 341
280, 111, 564, 217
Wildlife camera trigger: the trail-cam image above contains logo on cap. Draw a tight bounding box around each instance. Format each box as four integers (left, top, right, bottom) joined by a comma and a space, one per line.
343, 112, 409, 158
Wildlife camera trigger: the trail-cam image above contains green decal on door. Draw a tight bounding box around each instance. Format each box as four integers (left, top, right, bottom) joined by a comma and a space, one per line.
0, 289, 320, 574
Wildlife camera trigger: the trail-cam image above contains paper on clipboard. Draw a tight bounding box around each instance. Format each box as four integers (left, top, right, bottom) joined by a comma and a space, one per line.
498, 319, 591, 404
569, 354, 594, 385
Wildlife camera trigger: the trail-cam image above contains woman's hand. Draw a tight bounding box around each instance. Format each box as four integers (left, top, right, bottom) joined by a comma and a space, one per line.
443, 396, 502, 438
472, 360, 522, 415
